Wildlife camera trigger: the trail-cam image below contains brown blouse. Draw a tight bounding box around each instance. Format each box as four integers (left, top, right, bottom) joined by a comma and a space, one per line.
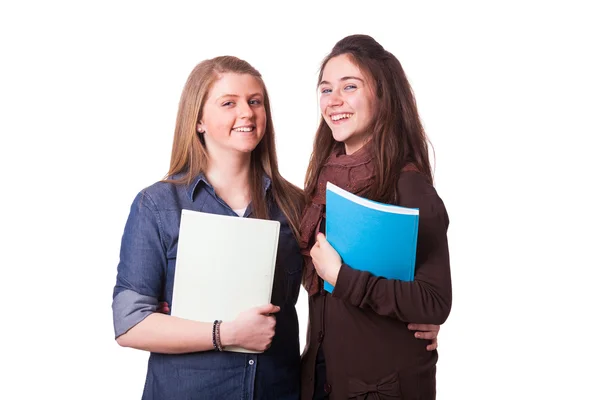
300, 170, 452, 400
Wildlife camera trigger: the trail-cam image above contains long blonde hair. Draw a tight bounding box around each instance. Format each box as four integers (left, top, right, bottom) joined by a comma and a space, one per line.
165, 56, 304, 239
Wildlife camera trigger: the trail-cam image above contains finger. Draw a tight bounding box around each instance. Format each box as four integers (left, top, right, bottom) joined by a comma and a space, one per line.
414, 331, 438, 340
407, 324, 440, 332
156, 303, 169, 313
256, 303, 280, 315
426, 338, 438, 351
317, 233, 329, 246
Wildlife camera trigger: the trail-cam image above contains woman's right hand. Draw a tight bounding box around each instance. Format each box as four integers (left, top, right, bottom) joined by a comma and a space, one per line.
221, 304, 280, 352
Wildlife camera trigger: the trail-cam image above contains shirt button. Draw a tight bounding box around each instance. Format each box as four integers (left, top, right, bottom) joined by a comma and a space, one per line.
318, 331, 324, 343
248, 359, 255, 366
320, 288, 327, 296
324, 383, 332, 393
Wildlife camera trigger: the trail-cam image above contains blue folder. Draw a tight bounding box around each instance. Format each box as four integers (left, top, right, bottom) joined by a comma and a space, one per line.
324, 182, 419, 293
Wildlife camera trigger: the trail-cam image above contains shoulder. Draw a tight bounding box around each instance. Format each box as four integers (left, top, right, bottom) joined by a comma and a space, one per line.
133, 179, 183, 211
396, 171, 448, 224
396, 171, 437, 201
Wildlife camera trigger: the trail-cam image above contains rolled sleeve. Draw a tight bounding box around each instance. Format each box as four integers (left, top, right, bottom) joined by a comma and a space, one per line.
112, 289, 158, 338
112, 190, 167, 338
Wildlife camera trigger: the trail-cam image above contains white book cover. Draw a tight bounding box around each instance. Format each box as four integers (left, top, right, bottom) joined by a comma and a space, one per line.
171, 209, 280, 353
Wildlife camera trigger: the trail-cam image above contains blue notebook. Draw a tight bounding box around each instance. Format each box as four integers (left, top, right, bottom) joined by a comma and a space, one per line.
324, 182, 419, 293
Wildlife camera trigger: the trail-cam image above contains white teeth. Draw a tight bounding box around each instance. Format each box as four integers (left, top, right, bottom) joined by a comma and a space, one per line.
233, 127, 253, 132
331, 113, 352, 121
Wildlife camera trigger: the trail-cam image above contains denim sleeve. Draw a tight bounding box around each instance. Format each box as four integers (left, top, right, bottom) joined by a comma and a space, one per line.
112, 190, 166, 338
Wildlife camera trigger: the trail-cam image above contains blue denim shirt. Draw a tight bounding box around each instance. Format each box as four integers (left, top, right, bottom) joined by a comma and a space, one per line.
112, 173, 303, 399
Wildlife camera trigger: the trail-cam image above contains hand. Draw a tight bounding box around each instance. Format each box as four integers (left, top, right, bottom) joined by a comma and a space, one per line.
310, 233, 342, 287
157, 301, 170, 314
408, 323, 440, 351
221, 304, 280, 352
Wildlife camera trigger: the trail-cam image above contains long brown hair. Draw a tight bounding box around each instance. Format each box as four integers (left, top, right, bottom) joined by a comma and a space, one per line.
164, 56, 304, 239
305, 34, 433, 203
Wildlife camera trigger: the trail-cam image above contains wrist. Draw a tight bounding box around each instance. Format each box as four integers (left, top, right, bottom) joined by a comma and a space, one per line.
219, 321, 237, 347
328, 263, 342, 286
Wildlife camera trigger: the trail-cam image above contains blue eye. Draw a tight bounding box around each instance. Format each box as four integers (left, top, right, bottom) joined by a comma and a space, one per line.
222, 101, 234, 107
344, 84, 357, 91
249, 99, 262, 105
321, 88, 332, 94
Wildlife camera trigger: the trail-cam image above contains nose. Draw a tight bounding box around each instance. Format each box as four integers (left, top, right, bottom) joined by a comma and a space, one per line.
238, 102, 254, 119
327, 91, 343, 108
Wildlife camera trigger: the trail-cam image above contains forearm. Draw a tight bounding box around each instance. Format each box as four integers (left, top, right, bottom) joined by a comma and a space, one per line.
116, 313, 237, 354
331, 176, 453, 324
333, 263, 451, 324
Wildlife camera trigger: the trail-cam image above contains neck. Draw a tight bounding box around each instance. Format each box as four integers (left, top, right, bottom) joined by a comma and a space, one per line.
344, 136, 371, 155
205, 150, 252, 209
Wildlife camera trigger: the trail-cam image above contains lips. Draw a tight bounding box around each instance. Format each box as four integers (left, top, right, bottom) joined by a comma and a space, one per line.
330, 113, 353, 122
232, 125, 255, 132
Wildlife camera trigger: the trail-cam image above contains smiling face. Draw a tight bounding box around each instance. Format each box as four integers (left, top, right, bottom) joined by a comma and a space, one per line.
318, 54, 376, 154
197, 72, 266, 155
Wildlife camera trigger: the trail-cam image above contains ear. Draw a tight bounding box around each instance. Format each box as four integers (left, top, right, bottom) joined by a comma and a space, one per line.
197, 122, 205, 134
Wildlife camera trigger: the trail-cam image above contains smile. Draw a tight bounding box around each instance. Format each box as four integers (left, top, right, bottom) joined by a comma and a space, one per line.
232, 125, 255, 132
330, 113, 353, 122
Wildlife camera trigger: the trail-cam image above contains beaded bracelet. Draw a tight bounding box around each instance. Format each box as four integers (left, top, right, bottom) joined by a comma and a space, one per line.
212, 320, 219, 351
212, 319, 223, 351
215, 320, 223, 351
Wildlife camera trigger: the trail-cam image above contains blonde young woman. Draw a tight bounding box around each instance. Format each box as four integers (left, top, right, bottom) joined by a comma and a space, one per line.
112, 56, 304, 399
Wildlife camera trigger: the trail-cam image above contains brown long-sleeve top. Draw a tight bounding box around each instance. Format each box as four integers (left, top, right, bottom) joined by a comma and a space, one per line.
300, 170, 452, 400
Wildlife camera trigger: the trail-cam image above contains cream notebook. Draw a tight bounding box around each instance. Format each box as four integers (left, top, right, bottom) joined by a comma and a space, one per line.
171, 209, 280, 353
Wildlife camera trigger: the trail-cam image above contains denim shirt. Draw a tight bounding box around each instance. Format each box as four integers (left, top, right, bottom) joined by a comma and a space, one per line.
112, 173, 303, 400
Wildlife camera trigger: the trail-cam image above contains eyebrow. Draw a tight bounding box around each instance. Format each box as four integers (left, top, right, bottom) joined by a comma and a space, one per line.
319, 76, 364, 86
216, 92, 263, 101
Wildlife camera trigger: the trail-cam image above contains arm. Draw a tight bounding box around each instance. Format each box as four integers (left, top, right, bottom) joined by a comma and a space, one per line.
116, 313, 222, 353
116, 305, 278, 354
311, 173, 452, 324
112, 191, 278, 353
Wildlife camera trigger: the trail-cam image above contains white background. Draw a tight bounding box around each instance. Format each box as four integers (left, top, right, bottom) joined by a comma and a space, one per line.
1, 1, 599, 399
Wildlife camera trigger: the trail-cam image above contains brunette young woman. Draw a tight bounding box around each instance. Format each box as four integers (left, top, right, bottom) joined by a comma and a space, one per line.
300, 35, 452, 400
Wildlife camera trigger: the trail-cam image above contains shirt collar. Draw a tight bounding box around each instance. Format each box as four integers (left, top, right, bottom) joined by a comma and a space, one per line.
186, 172, 272, 202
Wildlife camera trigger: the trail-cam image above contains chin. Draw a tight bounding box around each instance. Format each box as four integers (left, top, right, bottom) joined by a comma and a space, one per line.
235, 146, 257, 153
233, 137, 262, 152
331, 130, 353, 144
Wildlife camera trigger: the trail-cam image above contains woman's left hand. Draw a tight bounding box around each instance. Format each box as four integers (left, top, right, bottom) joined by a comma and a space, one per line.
157, 301, 170, 314
310, 233, 342, 286
407, 323, 440, 351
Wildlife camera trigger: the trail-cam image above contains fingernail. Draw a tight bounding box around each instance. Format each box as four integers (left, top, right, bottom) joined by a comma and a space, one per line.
415, 333, 421, 338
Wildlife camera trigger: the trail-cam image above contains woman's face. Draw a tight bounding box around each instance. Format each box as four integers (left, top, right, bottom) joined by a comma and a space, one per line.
198, 72, 266, 155
319, 54, 376, 154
